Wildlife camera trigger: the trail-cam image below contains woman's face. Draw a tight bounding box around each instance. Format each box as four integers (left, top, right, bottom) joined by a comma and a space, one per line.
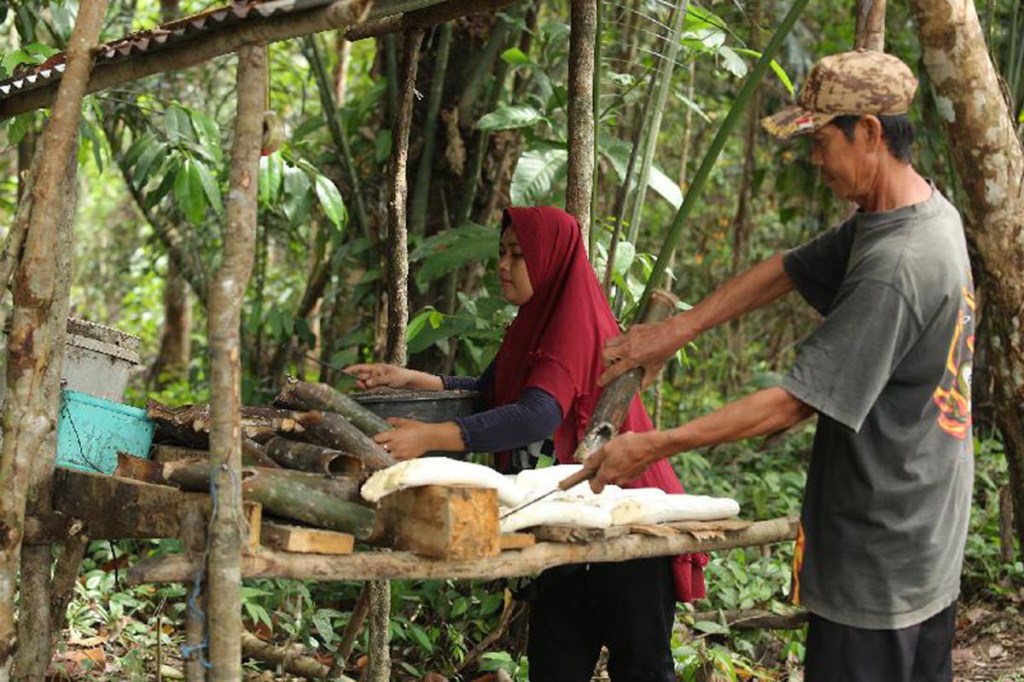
498, 226, 534, 306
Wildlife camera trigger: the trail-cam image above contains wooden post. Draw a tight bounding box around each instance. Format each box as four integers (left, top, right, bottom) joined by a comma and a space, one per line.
566, 0, 596, 245
0, 2, 108, 678
205, 43, 264, 681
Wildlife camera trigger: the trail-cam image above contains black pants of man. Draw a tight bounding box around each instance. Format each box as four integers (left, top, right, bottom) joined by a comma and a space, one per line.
804, 602, 956, 682
524, 557, 676, 682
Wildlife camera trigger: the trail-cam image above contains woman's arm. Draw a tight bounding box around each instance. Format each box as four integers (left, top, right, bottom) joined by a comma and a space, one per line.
372, 387, 561, 460
344, 363, 444, 391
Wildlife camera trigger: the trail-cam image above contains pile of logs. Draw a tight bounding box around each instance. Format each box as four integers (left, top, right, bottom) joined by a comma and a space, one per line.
140, 377, 398, 544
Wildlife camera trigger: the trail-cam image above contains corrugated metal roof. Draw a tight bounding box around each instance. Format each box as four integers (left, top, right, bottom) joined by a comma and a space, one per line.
0, 0, 336, 101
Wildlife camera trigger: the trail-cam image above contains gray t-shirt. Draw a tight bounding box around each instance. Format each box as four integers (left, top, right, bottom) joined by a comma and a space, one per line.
782, 188, 974, 630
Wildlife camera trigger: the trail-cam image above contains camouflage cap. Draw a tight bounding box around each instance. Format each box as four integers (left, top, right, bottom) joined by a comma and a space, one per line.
761, 49, 918, 139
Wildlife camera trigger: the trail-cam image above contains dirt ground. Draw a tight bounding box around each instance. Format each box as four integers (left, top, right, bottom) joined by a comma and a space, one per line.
953, 591, 1024, 682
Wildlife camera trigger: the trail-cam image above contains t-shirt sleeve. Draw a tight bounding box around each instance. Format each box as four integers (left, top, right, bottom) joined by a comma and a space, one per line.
782, 279, 921, 432
783, 220, 856, 316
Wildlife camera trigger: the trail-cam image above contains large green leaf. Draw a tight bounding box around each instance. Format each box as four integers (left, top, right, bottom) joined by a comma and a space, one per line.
133, 140, 168, 188
476, 104, 544, 132
510, 147, 568, 206
258, 153, 284, 206
312, 173, 347, 230
411, 222, 496, 287
174, 158, 206, 225
144, 156, 180, 210
281, 166, 312, 226
193, 159, 222, 214
188, 109, 223, 163
407, 308, 477, 355
164, 105, 194, 145
598, 136, 682, 208
733, 48, 795, 95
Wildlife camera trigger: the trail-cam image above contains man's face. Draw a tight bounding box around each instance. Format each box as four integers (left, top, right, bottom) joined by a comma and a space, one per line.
809, 120, 878, 205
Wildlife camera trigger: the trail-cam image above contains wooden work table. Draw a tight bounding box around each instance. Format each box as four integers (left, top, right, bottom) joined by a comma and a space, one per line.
127, 516, 798, 584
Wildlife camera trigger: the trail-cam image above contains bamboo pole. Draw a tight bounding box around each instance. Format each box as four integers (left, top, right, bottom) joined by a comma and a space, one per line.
0, 3, 108, 678
634, 0, 811, 315
205, 42, 264, 680
566, 0, 597, 244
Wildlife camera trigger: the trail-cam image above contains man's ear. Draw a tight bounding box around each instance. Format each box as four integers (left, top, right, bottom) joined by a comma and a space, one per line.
860, 115, 884, 151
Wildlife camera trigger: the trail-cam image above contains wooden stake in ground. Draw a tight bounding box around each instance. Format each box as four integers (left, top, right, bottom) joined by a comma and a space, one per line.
566, 0, 596, 244
0, 2, 108, 678
205, 42, 264, 681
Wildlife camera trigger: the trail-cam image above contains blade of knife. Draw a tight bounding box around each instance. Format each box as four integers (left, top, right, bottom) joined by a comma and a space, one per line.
499, 467, 597, 520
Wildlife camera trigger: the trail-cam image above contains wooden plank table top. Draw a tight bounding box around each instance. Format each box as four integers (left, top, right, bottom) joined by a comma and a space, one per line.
128, 516, 798, 584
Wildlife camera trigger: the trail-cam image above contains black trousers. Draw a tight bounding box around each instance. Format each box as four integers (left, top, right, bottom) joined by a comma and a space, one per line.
804, 602, 956, 682
525, 557, 676, 682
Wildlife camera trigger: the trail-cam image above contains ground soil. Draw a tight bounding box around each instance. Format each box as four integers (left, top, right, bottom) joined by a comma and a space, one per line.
952, 592, 1024, 682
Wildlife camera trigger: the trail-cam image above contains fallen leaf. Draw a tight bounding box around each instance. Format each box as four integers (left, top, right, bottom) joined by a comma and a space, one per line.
988, 643, 1005, 659
952, 648, 974, 664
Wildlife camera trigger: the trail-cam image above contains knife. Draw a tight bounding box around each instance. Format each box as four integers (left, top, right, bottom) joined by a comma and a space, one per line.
499, 467, 597, 520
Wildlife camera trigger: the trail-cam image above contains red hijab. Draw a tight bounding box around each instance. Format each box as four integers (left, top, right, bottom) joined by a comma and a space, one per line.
490, 206, 706, 600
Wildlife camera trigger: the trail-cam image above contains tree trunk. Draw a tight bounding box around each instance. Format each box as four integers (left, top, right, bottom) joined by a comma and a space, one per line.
566, 0, 596, 244
150, 259, 193, 389
908, 0, 1024, 558
14, 147, 77, 680
855, 0, 887, 51
0, 3, 107, 677
205, 43, 264, 680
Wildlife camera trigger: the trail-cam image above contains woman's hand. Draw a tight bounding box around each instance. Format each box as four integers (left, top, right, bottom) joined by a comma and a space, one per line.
343, 363, 443, 391
373, 418, 465, 461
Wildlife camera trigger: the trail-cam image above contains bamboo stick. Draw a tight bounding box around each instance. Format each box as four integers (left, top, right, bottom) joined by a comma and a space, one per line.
265, 436, 363, 476
274, 377, 391, 436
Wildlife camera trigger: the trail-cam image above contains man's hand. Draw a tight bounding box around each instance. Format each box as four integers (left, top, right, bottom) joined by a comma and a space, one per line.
584, 431, 667, 493
599, 314, 699, 389
372, 418, 463, 460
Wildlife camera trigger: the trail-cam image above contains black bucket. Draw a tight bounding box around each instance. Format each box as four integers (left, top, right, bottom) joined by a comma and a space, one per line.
351, 388, 480, 423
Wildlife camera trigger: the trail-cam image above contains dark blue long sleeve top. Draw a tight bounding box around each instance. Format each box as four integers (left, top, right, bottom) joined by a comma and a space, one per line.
441, 362, 562, 453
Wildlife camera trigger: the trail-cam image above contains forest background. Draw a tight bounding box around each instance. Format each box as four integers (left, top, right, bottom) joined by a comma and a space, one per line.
0, 0, 1022, 679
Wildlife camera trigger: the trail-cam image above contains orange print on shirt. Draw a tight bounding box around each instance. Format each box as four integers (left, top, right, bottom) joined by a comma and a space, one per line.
933, 285, 975, 440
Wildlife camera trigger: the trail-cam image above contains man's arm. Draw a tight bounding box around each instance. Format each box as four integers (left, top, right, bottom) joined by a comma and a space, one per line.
585, 386, 814, 491
600, 253, 795, 386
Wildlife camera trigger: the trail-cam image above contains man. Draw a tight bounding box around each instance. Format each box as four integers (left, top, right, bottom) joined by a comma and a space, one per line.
585, 50, 974, 682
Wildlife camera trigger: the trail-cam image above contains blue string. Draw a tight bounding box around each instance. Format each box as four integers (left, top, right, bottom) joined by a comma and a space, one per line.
178, 465, 227, 670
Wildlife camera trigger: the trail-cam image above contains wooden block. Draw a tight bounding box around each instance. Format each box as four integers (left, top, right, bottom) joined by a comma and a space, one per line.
500, 533, 536, 551
260, 521, 354, 555
245, 502, 262, 553
629, 524, 679, 538
529, 525, 629, 545
114, 452, 167, 484
372, 485, 499, 560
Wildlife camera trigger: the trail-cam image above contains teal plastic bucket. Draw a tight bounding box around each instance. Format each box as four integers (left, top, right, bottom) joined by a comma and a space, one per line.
56, 389, 154, 475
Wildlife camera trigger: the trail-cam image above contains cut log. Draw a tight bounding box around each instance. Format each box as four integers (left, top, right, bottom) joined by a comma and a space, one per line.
242, 439, 282, 469
573, 289, 679, 462
151, 444, 209, 464
295, 411, 395, 471
165, 461, 363, 502
275, 376, 392, 436
683, 608, 808, 631
499, 533, 536, 551
147, 399, 309, 447
371, 485, 499, 560
265, 436, 363, 476
240, 630, 355, 681
261, 521, 355, 555
50, 469, 211, 539
115, 452, 167, 484
165, 462, 374, 539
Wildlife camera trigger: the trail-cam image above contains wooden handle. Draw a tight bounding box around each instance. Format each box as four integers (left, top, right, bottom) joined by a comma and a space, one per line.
558, 467, 596, 491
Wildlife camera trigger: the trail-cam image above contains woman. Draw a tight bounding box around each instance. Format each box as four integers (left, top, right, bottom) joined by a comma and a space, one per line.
346, 206, 705, 682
